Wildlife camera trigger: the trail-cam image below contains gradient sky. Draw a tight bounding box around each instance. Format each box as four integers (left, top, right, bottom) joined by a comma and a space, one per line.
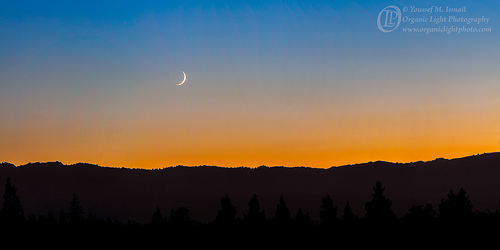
1, 0, 500, 169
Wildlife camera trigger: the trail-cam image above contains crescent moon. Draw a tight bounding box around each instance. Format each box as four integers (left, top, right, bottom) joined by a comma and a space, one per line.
177, 71, 187, 86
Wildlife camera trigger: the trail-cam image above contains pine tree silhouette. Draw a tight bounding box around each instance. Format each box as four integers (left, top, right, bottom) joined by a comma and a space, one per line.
438, 188, 474, 219
242, 194, 266, 226
364, 181, 396, 223
151, 207, 165, 226
215, 194, 237, 226
68, 192, 84, 225
273, 194, 291, 226
293, 208, 313, 227
47, 210, 57, 225
341, 201, 359, 225
1, 177, 24, 224
169, 207, 191, 227
319, 194, 338, 226
404, 203, 436, 223
59, 209, 67, 225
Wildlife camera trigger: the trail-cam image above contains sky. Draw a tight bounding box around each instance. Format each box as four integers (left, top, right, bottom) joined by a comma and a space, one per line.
1, 0, 500, 169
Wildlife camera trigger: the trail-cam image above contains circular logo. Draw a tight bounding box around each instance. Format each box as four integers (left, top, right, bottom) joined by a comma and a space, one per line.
377, 6, 401, 33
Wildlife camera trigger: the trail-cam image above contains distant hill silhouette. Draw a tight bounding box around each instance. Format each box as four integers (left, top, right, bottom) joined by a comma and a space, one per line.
1, 152, 500, 224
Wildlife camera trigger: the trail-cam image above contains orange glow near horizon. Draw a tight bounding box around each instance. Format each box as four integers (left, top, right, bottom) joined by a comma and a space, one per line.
2, 94, 499, 169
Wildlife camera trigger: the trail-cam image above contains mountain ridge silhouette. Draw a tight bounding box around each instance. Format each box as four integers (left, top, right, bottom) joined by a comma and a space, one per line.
1, 152, 500, 224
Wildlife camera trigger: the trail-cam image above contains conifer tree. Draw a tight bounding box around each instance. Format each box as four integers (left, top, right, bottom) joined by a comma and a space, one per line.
404, 203, 436, 222
1, 177, 24, 224
47, 210, 57, 225
342, 201, 359, 224
215, 194, 237, 225
152, 207, 165, 226
59, 209, 67, 225
293, 208, 313, 227
68, 192, 84, 224
364, 181, 396, 223
438, 188, 474, 218
273, 194, 291, 225
169, 207, 191, 225
242, 194, 266, 225
319, 194, 338, 226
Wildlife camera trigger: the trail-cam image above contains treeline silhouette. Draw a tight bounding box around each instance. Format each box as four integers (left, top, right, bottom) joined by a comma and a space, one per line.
2, 177, 499, 246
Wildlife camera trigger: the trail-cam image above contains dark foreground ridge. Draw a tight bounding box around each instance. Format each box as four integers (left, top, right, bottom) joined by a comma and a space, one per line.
1, 152, 500, 245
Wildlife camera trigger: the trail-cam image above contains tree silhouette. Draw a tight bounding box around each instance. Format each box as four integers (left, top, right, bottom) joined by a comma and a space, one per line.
293, 208, 313, 227
169, 207, 191, 226
59, 209, 67, 225
1, 177, 24, 224
341, 201, 359, 225
151, 207, 165, 226
438, 188, 474, 219
273, 194, 291, 226
319, 194, 338, 226
86, 212, 102, 227
403, 203, 436, 223
242, 194, 266, 226
214, 194, 237, 226
455, 188, 474, 214
46, 210, 57, 225
364, 181, 396, 223
68, 192, 84, 224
